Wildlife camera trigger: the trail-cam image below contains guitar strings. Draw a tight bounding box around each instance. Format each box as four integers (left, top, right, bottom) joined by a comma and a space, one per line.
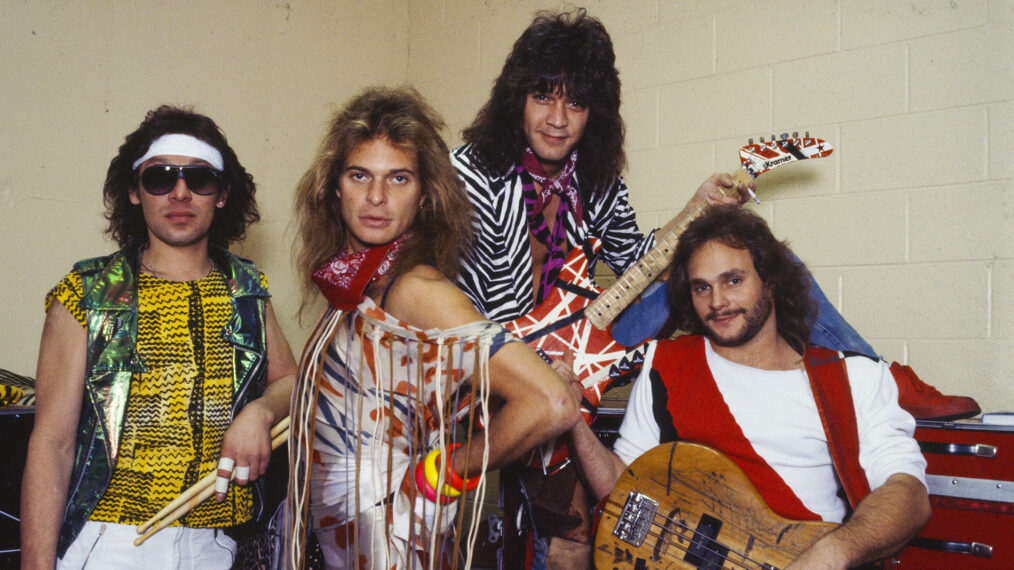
602, 500, 776, 570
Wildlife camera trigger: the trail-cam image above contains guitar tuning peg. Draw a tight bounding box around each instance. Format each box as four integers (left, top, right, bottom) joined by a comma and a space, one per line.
748, 138, 754, 145
780, 132, 788, 140
792, 131, 799, 138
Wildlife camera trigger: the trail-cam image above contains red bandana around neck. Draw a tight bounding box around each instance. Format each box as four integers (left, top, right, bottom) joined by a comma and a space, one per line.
311, 234, 408, 310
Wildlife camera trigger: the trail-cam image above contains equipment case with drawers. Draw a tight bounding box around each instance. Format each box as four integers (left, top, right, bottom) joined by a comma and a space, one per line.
889, 418, 1013, 568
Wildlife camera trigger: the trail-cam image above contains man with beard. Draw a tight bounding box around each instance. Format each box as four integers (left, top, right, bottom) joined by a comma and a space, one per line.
571, 207, 930, 568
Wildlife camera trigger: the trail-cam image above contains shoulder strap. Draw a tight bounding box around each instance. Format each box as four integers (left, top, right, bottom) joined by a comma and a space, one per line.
804, 347, 872, 510
379, 275, 399, 309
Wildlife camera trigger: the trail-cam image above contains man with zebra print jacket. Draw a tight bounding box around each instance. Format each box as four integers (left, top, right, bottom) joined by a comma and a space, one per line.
448, 7, 901, 569
448, 9, 757, 569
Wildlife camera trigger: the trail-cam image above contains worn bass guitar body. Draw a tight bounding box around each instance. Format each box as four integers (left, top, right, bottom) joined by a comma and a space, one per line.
595, 442, 836, 569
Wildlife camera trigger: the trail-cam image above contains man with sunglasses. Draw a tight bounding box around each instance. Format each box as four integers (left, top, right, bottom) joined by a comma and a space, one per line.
21, 105, 297, 568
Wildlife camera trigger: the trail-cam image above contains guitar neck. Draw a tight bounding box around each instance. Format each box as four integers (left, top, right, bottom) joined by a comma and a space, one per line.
585, 168, 754, 330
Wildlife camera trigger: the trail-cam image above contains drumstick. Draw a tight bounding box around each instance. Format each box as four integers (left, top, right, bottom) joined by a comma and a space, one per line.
136, 416, 290, 534
134, 428, 289, 546
135, 416, 291, 539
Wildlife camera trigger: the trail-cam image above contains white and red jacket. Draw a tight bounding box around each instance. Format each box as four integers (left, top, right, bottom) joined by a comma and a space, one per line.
613, 335, 926, 523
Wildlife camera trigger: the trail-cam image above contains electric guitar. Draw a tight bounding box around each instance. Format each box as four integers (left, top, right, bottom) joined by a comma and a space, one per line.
505, 238, 651, 468
586, 133, 834, 330
595, 442, 837, 569
503, 133, 834, 469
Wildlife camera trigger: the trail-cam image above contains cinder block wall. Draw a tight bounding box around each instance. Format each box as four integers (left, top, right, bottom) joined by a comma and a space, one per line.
3, 2, 1010, 409
0, 1, 410, 377
410, 0, 1014, 410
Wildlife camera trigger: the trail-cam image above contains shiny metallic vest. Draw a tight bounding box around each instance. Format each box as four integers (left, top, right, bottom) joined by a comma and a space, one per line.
57, 242, 270, 556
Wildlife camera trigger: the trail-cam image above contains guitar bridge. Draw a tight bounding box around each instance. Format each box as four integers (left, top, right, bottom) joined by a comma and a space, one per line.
613, 491, 658, 547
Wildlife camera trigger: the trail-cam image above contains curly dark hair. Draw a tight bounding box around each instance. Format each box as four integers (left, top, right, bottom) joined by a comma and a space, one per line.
103, 105, 259, 247
462, 8, 624, 199
660, 206, 816, 354
294, 86, 474, 312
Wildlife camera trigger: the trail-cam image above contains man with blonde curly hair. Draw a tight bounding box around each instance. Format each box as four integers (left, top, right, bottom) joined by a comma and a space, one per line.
286, 87, 580, 569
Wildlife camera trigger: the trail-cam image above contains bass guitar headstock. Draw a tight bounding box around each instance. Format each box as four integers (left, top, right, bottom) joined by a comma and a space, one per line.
739, 131, 833, 178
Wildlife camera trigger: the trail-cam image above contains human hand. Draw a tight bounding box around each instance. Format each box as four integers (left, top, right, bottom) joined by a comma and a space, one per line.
215, 401, 275, 501
550, 349, 580, 402
694, 173, 754, 206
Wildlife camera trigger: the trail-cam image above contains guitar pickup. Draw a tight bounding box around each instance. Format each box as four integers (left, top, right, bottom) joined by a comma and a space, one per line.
613, 491, 658, 547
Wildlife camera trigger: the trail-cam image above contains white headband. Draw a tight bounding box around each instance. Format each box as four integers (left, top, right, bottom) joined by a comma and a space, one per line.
131, 134, 225, 171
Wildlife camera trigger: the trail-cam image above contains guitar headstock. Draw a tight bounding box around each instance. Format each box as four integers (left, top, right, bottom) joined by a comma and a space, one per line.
739, 132, 833, 178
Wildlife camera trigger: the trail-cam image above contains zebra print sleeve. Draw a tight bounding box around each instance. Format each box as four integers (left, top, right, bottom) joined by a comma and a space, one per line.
451, 145, 535, 323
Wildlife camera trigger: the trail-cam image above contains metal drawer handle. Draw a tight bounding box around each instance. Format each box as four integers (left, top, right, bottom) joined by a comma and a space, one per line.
919, 441, 997, 458
910, 537, 993, 558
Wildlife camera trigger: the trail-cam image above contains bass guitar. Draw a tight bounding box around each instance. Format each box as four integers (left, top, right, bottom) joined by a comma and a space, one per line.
595, 442, 836, 569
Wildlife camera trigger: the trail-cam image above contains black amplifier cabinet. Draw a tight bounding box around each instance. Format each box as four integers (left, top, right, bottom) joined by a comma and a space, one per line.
0, 407, 34, 567
890, 418, 1014, 568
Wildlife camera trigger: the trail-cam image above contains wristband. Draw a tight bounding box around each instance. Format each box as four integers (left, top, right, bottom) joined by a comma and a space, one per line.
444, 444, 481, 493
415, 460, 438, 502
423, 449, 461, 498
416, 454, 456, 504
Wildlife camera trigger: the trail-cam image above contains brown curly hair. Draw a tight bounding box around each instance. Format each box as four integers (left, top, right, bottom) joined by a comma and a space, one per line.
103, 105, 258, 247
462, 8, 624, 199
660, 206, 816, 354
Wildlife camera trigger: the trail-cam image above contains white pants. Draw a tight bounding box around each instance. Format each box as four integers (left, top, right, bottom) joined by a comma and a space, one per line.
57, 520, 236, 570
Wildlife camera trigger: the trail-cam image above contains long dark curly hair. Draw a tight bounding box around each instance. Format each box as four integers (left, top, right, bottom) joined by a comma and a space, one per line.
660, 207, 816, 354
103, 105, 259, 248
461, 8, 624, 199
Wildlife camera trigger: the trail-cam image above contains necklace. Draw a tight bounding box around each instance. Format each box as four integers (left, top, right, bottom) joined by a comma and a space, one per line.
140, 259, 170, 280
140, 251, 214, 281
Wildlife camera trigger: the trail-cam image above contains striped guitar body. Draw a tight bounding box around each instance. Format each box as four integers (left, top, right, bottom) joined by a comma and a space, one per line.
505, 237, 649, 469
595, 442, 837, 569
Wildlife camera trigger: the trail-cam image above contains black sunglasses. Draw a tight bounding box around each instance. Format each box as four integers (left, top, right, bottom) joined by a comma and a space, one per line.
139, 165, 222, 196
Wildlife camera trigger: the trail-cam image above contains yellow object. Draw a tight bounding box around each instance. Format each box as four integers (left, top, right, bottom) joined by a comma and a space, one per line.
0, 384, 24, 407
423, 449, 461, 498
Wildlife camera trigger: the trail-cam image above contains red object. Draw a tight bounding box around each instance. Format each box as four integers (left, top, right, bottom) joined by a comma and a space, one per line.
891, 363, 980, 421
888, 420, 1013, 568
805, 347, 872, 511
415, 459, 438, 502
504, 238, 649, 469
443, 445, 480, 493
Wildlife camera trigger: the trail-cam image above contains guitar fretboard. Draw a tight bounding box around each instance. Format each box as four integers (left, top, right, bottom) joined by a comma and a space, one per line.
585, 168, 755, 330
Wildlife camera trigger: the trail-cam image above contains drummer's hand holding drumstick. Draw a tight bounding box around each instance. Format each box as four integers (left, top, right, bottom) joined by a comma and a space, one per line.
214, 399, 276, 500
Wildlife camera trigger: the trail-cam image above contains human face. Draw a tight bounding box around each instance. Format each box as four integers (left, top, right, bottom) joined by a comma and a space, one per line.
522, 88, 589, 176
129, 155, 227, 250
338, 137, 422, 253
687, 240, 775, 348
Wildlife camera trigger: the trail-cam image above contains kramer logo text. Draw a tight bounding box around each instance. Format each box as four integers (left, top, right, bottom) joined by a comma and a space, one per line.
763, 156, 793, 169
